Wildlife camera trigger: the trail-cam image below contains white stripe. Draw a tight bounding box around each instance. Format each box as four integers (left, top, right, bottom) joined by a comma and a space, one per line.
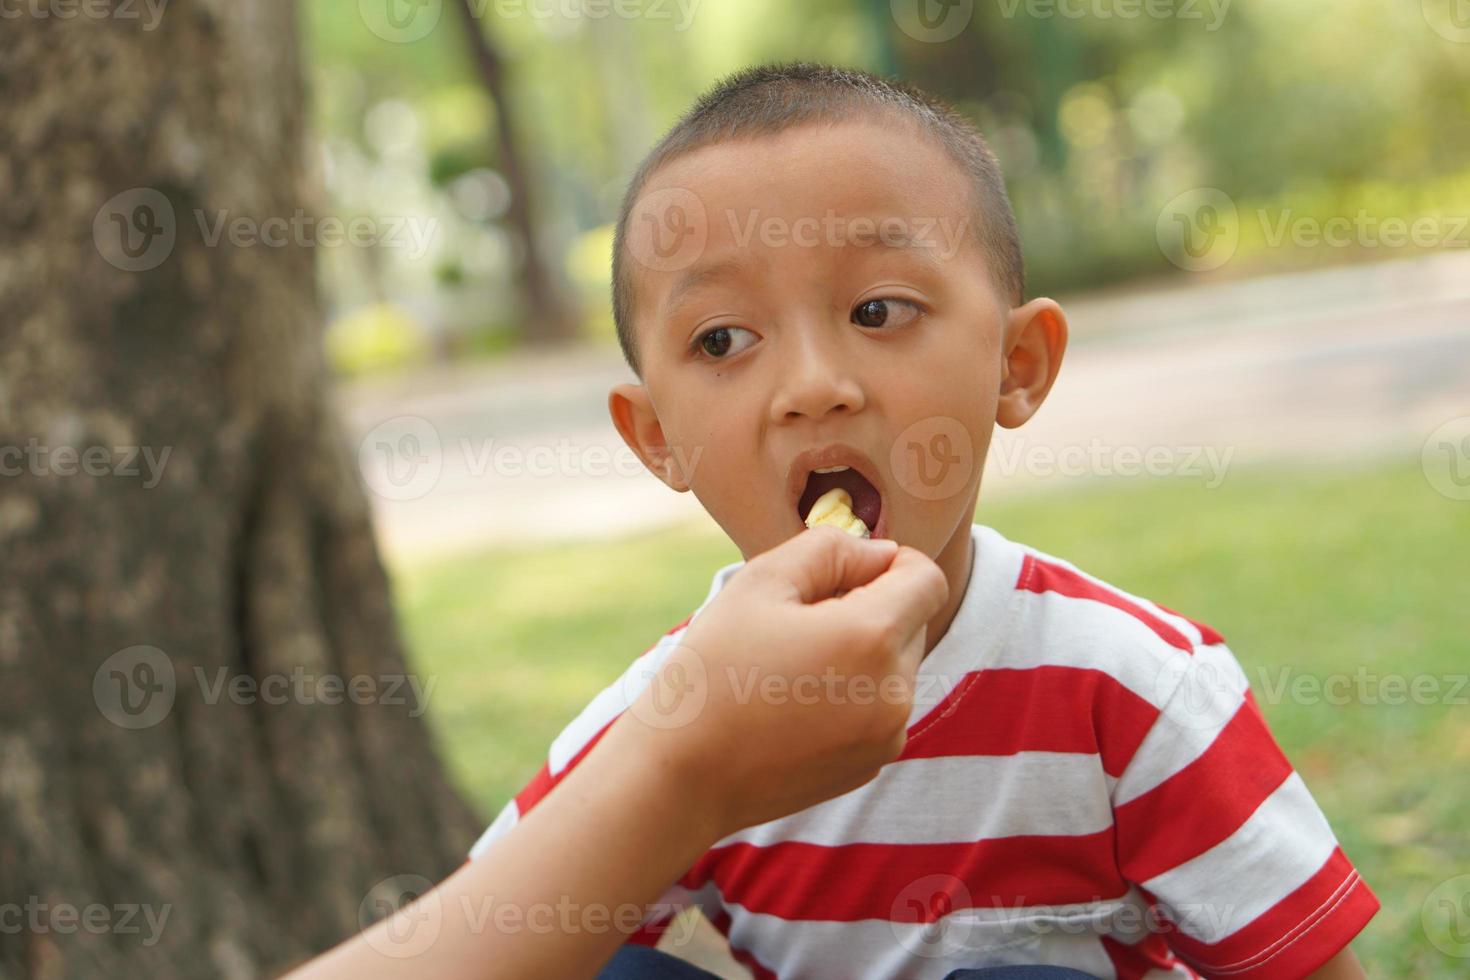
1140, 772, 1338, 944
717, 752, 1114, 849
466, 799, 520, 859
996, 590, 1192, 708
1112, 643, 1251, 806
717, 901, 1130, 980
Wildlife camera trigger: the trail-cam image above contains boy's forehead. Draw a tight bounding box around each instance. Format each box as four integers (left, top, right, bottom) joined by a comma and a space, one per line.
626, 119, 979, 300
644, 118, 970, 226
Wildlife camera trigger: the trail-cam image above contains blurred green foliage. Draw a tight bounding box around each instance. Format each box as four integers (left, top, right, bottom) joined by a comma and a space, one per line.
303, 0, 1470, 368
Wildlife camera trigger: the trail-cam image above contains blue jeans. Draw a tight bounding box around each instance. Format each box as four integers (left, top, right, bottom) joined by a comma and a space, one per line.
596, 946, 1098, 979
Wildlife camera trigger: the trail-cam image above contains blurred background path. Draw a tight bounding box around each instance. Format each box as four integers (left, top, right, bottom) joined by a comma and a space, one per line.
339, 251, 1470, 563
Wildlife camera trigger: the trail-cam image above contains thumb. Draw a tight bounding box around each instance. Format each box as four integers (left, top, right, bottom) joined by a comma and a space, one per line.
746, 525, 901, 605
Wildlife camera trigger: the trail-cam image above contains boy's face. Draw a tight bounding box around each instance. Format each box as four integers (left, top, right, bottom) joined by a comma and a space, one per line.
610, 118, 1065, 565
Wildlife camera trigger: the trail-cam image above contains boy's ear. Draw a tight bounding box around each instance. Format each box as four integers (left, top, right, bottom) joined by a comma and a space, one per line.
608, 382, 691, 492
997, 297, 1068, 429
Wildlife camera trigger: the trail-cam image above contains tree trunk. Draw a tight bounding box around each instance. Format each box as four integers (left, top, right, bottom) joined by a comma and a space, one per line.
0, 5, 480, 977
453, 0, 581, 346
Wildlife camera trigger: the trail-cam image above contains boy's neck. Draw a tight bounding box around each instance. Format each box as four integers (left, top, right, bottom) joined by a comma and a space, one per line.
921, 522, 976, 659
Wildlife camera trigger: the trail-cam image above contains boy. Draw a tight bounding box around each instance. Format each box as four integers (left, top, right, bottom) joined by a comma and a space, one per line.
467, 64, 1378, 979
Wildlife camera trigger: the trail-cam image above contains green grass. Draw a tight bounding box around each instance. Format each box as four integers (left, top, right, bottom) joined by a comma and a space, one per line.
394, 459, 1468, 975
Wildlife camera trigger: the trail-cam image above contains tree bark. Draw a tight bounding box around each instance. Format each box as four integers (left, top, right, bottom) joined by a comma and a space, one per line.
0, 4, 479, 977
453, 0, 581, 346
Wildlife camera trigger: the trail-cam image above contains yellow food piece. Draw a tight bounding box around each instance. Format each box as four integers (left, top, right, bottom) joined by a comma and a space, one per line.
804, 487, 870, 538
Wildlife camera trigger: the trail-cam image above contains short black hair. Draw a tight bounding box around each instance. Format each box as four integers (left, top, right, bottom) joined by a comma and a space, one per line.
610, 63, 1025, 378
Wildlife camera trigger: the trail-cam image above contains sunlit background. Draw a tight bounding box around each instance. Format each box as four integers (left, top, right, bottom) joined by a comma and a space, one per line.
314, 1, 1468, 974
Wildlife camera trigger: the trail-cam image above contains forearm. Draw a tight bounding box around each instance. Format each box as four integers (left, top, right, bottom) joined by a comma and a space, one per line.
1303, 947, 1366, 980
288, 718, 717, 980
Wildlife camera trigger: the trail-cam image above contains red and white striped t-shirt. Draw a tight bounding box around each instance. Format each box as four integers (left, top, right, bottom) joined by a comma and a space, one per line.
468, 523, 1378, 979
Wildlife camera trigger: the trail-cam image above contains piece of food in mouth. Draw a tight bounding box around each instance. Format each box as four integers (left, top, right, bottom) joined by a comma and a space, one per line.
798, 463, 882, 537
803, 487, 871, 538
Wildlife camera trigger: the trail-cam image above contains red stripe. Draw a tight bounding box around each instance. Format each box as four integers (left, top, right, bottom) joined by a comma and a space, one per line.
625, 921, 664, 946
514, 717, 616, 814
900, 665, 1158, 777
685, 833, 1126, 922
1155, 602, 1226, 647
1164, 847, 1379, 978
1115, 699, 1294, 882
1101, 933, 1198, 979
1019, 554, 1193, 652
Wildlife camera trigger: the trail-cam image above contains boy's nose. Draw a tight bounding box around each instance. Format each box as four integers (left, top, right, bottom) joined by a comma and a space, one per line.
767, 330, 867, 424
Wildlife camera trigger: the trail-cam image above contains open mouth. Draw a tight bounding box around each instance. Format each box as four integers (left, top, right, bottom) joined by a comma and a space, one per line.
797, 465, 884, 536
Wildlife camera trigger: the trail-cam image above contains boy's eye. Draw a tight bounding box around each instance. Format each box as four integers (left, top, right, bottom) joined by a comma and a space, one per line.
852, 298, 922, 328
694, 325, 758, 360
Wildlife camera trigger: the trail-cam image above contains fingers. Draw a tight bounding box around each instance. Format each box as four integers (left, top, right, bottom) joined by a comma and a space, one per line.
833, 545, 949, 669
748, 525, 900, 605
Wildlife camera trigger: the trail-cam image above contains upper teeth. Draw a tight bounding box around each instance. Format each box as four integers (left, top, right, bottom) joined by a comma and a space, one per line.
814, 465, 851, 474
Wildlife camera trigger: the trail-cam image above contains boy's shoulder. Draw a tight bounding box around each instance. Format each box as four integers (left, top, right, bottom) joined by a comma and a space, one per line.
938, 524, 1248, 731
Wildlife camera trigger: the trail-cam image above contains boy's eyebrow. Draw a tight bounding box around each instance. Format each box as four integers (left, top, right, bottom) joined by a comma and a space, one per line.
663, 259, 748, 319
